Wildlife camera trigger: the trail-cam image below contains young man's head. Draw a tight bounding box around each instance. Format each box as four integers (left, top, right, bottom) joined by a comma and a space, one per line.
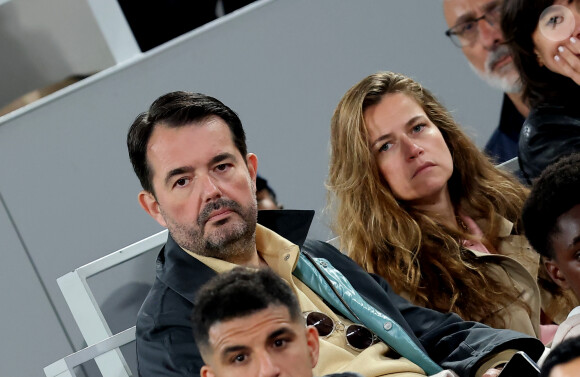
540, 336, 580, 377
522, 153, 580, 300
192, 267, 319, 377
442, 0, 521, 93
127, 91, 259, 264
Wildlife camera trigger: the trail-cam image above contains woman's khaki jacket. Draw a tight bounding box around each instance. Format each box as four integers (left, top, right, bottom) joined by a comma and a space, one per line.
401, 216, 577, 339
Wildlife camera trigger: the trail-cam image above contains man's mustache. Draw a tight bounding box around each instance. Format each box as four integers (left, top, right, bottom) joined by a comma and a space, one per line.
197, 199, 243, 226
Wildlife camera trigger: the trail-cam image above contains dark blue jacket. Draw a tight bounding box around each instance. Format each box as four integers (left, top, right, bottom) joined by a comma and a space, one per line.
136, 210, 543, 377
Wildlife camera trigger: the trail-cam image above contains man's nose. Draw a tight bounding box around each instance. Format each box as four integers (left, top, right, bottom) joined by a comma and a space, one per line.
257, 352, 281, 377
201, 175, 222, 202
478, 17, 503, 51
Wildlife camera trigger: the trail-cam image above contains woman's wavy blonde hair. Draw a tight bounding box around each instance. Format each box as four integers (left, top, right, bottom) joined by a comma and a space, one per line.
327, 71, 528, 326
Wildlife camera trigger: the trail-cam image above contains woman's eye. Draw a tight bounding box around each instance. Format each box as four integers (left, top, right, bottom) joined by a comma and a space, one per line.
412, 124, 426, 133
546, 15, 564, 28
379, 142, 392, 152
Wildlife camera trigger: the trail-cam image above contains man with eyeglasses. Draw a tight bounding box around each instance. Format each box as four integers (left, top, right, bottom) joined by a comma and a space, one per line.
129, 91, 544, 377
443, 0, 529, 164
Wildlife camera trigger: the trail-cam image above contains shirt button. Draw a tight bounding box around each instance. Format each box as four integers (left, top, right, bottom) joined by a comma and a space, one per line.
383, 321, 393, 331
284, 254, 290, 261
319, 261, 328, 268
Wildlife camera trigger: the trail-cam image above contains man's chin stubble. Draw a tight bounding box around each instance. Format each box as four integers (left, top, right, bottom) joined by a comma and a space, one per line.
203, 224, 256, 263
468, 61, 521, 93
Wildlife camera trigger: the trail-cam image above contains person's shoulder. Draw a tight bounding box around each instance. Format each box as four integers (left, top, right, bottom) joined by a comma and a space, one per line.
527, 105, 580, 128
551, 311, 580, 349
137, 276, 194, 330
302, 239, 349, 261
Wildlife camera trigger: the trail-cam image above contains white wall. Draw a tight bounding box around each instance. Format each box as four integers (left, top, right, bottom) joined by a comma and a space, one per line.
0, 1, 505, 376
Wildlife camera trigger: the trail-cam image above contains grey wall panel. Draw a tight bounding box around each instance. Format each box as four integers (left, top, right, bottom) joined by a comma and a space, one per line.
0, 196, 73, 376
0, 0, 504, 368
0, 0, 114, 108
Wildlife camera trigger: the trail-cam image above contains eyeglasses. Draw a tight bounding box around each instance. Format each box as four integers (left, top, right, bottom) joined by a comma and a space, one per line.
445, 2, 502, 48
303, 311, 377, 351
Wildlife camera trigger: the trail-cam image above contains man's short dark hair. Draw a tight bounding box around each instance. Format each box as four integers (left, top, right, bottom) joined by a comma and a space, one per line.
540, 336, 580, 377
191, 267, 301, 353
127, 91, 247, 194
522, 153, 580, 259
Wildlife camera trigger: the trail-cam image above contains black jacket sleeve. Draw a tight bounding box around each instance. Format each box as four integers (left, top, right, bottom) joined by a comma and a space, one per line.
136, 285, 203, 377
519, 106, 580, 183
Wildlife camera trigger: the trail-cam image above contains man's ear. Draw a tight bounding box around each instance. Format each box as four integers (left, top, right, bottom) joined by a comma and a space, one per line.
534, 48, 545, 67
305, 325, 320, 369
200, 365, 215, 377
138, 190, 167, 228
544, 258, 570, 290
246, 153, 258, 187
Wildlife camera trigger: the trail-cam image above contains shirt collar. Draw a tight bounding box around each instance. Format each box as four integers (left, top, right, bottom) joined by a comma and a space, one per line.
568, 306, 580, 318
184, 224, 300, 283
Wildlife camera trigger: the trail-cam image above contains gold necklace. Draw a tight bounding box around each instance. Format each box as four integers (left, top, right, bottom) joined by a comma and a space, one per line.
456, 216, 469, 232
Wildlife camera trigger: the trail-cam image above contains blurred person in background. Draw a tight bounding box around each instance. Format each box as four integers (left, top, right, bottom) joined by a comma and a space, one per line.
443, 0, 529, 164
501, 0, 580, 182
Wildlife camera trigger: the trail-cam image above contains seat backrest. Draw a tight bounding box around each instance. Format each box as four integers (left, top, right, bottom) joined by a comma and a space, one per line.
496, 157, 520, 174
55, 230, 168, 377
44, 327, 136, 377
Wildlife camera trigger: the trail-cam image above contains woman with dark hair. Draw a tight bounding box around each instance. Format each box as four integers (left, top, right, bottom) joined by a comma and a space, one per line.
327, 71, 577, 343
501, 0, 580, 182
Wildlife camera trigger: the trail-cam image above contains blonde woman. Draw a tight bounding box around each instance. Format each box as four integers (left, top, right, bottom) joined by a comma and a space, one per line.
327, 71, 576, 343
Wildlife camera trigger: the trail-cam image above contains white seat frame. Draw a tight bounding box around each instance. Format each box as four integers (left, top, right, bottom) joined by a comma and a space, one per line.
51, 229, 168, 377
496, 156, 519, 174
44, 327, 136, 377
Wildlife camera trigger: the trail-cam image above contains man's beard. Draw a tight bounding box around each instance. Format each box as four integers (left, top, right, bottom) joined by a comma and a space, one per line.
164, 196, 258, 263
469, 44, 522, 93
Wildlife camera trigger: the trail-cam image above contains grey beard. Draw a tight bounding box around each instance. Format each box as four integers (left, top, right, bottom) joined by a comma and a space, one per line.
468, 45, 522, 93
166, 197, 258, 263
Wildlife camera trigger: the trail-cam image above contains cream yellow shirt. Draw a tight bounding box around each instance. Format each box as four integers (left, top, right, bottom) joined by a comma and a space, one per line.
185, 225, 512, 376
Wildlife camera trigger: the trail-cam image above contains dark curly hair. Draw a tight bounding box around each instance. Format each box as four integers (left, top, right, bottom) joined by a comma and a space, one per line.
522, 153, 580, 259
191, 267, 301, 356
540, 336, 580, 377
501, 0, 580, 107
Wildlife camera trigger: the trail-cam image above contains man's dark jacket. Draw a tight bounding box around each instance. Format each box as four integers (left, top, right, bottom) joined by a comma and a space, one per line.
484, 94, 525, 165
136, 210, 544, 377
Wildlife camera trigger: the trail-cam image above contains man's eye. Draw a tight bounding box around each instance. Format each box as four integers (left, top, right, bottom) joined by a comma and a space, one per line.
216, 163, 230, 172
175, 178, 188, 187
273, 338, 287, 348
457, 21, 475, 35
233, 354, 247, 363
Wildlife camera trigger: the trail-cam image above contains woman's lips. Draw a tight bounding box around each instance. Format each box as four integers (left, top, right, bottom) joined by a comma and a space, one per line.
413, 162, 436, 178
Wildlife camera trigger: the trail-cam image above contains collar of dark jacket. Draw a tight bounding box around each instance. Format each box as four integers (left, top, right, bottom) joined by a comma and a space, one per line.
156, 209, 315, 304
